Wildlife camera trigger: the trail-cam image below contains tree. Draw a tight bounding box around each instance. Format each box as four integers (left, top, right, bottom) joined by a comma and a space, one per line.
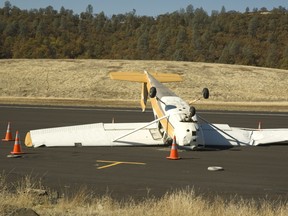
267, 33, 277, 44
157, 29, 169, 58
192, 7, 208, 29
210, 20, 221, 33
3, 36, 14, 57
186, 4, 194, 15
192, 29, 201, 50
3, 21, 18, 37
207, 42, 217, 61
44, 6, 56, 15
280, 46, 288, 69
137, 31, 149, 59
248, 16, 258, 37
220, 6, 226, 14
229, 40, 241, 57
265, 44, 278, 68
268, 19, 276, 32
173, 49, 186, 61
36, 20, 46, 37
4, 0, 11, 8
218, 45, 230, 63
94, 12, 105, 31
176, 27, 187, 48
242, 45, 255, 65
211, 10, 219, 17
3, 1, 11, 17
86, 4, 93, 15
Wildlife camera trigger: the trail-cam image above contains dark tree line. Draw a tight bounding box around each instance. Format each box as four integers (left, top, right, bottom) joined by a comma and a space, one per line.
1, 1, 288, 69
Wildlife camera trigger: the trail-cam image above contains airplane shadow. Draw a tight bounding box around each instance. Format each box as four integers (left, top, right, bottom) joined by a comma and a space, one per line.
178, 145, 239, 152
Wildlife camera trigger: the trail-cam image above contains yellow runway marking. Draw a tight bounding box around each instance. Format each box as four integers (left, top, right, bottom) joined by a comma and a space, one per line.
96, 160, 146, 170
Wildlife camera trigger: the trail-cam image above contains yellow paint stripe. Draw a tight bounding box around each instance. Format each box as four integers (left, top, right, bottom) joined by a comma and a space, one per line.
96, 160, 146, 170
97, 162, 122, 170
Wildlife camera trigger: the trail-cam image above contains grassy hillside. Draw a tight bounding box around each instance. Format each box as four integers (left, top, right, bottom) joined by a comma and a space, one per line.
0, 59, 287, 111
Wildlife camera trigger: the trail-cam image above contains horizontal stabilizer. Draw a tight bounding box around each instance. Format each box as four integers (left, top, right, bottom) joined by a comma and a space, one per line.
110, 72, 182, 83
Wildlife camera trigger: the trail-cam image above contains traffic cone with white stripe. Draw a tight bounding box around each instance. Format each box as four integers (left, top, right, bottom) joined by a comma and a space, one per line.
166, 136, 181, 160
2, 122, 14, 141
11, 131, 23, 155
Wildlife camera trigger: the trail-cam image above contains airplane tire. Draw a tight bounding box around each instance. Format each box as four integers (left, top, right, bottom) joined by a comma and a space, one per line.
202, 88, 209, 99
189, 106, 196, 117
149, 87, 157, 98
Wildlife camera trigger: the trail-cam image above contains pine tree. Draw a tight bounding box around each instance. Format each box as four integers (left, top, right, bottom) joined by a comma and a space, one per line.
280, 46, 288, 69
248, 16, 258, 38
137, 31, 149, 59
265, 44, 278, 68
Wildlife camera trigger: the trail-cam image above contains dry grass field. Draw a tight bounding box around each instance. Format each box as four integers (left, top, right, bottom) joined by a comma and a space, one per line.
0, 59, 287, 111
0, 174, 287, 216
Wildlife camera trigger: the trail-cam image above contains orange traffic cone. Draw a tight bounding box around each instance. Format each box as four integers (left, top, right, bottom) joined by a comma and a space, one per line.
2, 122, 15, 141
167, 136, 181, 160
11, 131, 23, 155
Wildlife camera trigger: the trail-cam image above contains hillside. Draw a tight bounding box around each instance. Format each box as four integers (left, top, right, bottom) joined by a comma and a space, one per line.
0, 59, 287, 111
1, 4, 288, 69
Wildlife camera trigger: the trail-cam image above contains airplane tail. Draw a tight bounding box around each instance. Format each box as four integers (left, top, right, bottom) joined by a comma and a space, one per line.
110, 71, 182, 111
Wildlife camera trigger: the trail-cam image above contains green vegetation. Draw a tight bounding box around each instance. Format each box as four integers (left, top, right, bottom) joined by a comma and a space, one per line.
0, 1, 288, 69
0, 174, 287, 216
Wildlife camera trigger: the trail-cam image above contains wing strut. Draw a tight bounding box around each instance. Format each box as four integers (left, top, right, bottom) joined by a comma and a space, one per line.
112, 114, 170, 142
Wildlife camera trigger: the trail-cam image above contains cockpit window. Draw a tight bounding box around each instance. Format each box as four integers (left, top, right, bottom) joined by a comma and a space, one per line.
165, 105, 177, 111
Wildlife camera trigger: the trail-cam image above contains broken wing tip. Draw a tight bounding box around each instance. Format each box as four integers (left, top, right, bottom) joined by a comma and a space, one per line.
24, 132, 33, 147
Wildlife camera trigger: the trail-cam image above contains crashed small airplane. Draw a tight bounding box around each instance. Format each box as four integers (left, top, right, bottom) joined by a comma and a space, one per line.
25, 71, 288, 149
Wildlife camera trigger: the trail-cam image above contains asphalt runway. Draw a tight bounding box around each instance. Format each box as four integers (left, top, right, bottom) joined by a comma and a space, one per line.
0, 105, 288, 201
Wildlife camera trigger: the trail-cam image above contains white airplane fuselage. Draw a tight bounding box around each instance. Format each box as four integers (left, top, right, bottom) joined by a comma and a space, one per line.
145, 72, 198, 147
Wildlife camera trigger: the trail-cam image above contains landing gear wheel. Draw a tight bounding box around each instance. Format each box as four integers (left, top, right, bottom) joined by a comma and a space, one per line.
149, 87, 157, 98
202, 88, 209, 99
189, 106, 196, 117
162, 133, 172, 145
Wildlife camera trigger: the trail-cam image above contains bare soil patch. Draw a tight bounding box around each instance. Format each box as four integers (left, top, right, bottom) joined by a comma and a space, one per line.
0, 59, 287, 111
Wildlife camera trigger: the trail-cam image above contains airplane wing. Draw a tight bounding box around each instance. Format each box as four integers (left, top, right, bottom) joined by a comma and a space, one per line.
198, 123, 288, 147
25, 122, 164, 148
249, 129, 288, 146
